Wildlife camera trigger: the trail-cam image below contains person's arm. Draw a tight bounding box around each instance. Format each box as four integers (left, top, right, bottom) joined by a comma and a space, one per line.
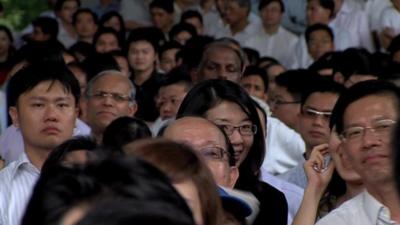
291, 143, 334, 225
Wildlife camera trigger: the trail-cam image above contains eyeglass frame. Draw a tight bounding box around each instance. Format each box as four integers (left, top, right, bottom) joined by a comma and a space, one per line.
301, 107, 332, 121
198, 146, 230, 162
269, 98, 301, 106
339, 119, 397, 142
217, 124, 257, 136
87, 91, 133, 103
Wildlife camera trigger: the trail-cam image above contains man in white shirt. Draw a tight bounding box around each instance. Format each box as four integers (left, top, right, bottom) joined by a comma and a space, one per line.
0, 63, 80, 225
316, 80, 400, 225
215, 0, 261, 46
245, 0, 299, 68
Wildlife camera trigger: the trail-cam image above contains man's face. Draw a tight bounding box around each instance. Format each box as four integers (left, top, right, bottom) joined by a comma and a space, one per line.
240, 74, 267, 101
225, 1, 248, 26
260, 1, 283, 28
58, 0, 79, 24
75, 12, 97, 39
163, 118, 238, 188
95, 33, 120, 53
307, 30, 334, 60
157, 84, 188, 120
32, 26, 50, 41
150, 7, 173, 31
160, 48, 179, 73
306, 0, 331, 25
86, 74, 136, 135
341, 95, 398, 184
298, 92, 338, 150
9, 81, 78, 152
200, 47, 242, 83
269, 85, 301, 131
128, 40, 157, 72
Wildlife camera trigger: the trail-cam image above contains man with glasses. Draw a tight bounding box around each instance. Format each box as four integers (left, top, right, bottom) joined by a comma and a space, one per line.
85, 70, 137, 142
315, 80, 400, 225
279, 77, 344, 188
162, 116, 239, 188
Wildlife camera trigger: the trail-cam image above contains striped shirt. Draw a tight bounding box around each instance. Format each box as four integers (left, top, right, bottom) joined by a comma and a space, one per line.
0, 153, 40, 225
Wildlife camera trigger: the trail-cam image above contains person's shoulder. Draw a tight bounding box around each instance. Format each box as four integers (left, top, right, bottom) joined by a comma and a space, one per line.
256, 180, 287, 201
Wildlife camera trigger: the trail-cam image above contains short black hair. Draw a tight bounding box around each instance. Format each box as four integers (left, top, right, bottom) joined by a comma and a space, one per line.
102, 117, 152, 151
98, 11, 126, 41
72, 8, 98, 25
305, 23, 334, 44
149, 0, 174, 14
258, 0, 285, 12
180, 10, 203, 25
93, 27, 122, 51
243, 47, 260, 66
307, 0, 335, 17
275, 69, 318, 101
332, 48, 376, 81
127, 27, 164, 52
160, 67, 193, 91
159, 41, 182, 57
54, 0, 81, 11
300, 75, 344, 107
169, 23, 198, 42
69, 41, 95, 61
32, 17, 59, 40
242, 65, 269, 93
330, 80, 400, 133
7, 63, 80, 107
308, 51, 339, 75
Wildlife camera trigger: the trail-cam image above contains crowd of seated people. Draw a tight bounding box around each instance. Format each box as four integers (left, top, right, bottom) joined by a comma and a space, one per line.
1, 0, 400, 225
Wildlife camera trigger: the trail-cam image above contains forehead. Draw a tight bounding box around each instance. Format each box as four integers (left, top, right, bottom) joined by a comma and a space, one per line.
206, 101, 250, 122
77, 12, 94, 20
19, 80, 72, 100
130, 40, 154, 50
159, 83, 187, 95
343, 94, 398, 124
166, 120, 227, 147
206, 47, 240, 65
303, 92, 338, 109
310, 30, 331, 38
92, 74, 130, 90
99, 33, 118, 42
274, 85, 294, 97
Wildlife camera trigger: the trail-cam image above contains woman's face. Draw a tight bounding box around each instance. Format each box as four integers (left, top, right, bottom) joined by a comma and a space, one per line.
328, 130, 362, 184
128, 40, 156, 72
0, 30, 11, 55
205, 100, 254, 166
95, 33, 120, 53
104, 16, 121, 32
173, 180, 203, 225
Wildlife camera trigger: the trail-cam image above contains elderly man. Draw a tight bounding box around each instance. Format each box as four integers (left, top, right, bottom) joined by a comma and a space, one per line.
85, 70, 137, 142
316, 80, 400, 225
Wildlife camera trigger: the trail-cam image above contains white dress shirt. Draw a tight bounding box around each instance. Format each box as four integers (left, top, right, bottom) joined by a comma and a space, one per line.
363, 0, 392, 31
57, 19, 77, 49
261, 171, 303, 225
244, 26, 299, 68
0, 119, 91, 166
0, 153, 40, 225
214, 13, 261, 46
290, 24, 353, 69
278, 160, 308, 189
331, 0, 374, 52
262, 117, 305, 175
315, 190, 400, 225
379, 6, 400, 35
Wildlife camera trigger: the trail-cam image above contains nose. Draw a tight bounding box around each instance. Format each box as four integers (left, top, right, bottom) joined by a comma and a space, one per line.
101, 95, 114, 106
44, 105, 58, 122
361, 128, 382, 149
312, 115, 326, 127
229, 128, 244, 146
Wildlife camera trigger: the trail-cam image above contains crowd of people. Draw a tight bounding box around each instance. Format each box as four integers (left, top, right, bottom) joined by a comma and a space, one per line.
0, 0, 400, 225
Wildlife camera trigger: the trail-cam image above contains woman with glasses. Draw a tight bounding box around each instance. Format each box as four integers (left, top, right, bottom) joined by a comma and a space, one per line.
177, 79, 288, 225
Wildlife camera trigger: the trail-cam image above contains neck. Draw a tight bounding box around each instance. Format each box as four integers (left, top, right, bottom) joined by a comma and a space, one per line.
230, 18, 248, 35
263, 24, 279, 34
63, 22, 77, 36
25, 146, 51, 170
367, 182, 400, 222
134, 68, 154, 86
92, 130, 103, 144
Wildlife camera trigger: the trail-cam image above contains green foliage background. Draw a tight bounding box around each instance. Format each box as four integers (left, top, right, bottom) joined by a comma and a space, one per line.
0, 0, 49, 31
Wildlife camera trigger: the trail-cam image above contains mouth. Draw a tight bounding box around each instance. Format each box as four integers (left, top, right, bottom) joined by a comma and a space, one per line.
97, 111, 116, 117
309, 130, 325, 138
41, 126, 61, 135
362, 154, 387, 164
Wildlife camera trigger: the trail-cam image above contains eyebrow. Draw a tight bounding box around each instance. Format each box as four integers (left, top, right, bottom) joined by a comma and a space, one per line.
304, 105, 332, 113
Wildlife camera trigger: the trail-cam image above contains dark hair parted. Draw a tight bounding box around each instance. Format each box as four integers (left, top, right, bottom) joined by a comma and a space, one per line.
169, 22, 198, 41
275, 69, 318, 101
180, 10, 203, 24
242, 65, 269, 93
258, 0, 285, 12
22, 155, 195, 225
72, 8, 98, 25
127, 139, 223, 225
176, 79, 265, 186
93, 27, 122, 51
149, 0, 174, 13
7, 63, 80, 107
330, 80, 400, 133
32, 17, 59, 40
305, 23, 334, 44
307, 0, 335, 17
102, 117, 152, 151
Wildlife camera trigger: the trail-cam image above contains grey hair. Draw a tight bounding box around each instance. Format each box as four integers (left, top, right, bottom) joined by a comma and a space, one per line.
85, 70, 136, 102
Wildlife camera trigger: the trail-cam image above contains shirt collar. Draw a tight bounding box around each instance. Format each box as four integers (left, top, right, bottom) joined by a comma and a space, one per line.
363, 190, 396, 224
10, 152, 40, 179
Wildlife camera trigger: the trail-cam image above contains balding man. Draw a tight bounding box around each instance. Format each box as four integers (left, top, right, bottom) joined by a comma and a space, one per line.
85, 70, 137, 142
162, 116, 239, 188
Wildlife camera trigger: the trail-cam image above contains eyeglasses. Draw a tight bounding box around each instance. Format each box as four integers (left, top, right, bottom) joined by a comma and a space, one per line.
302, 108, 332, 121
218, 124, 257, 136
269, 98, 300, 106
340, 119, 396, 142
199, 146, 229, 161
88, 91, 132, 103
